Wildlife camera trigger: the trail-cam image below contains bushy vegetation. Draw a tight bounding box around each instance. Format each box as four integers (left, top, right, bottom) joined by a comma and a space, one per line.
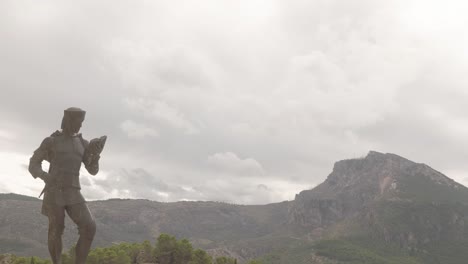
253, 240, 316, 264
0, 255, 50, 264
313, 239, 421, 264
0, 233, 263, 264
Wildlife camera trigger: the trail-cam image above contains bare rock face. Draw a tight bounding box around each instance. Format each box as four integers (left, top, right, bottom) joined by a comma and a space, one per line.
288, 198, 344, 228
287, 151, 468, 229
288, 151, 401, 228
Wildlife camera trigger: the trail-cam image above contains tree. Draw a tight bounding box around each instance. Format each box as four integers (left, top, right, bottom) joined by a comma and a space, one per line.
154, 234, 178, 264
65, 245, 76, 264
86, 250, 99, 264
140, 240, 154, 263
115, 249, 131, 264
128, 242, 142, 263
214, 256, 237, 264
191, 249, 212, 264
103, 248, 118, 264
6, 234, 239, 264
174, 239, 193, 264
13, 257, 28, 264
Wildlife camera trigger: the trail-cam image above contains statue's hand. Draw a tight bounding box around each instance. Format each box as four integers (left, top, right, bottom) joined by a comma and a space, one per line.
88, 136, 106, 155
92, 143, 104, 154
40, 172, 53, 184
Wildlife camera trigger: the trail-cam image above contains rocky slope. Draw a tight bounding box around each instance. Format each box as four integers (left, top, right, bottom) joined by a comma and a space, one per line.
286, 151, 468, 263
0, 194, 289, 261
288, 151, 468, 228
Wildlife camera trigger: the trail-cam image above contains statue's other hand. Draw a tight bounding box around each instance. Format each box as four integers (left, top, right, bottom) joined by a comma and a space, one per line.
40, 172, 53, 184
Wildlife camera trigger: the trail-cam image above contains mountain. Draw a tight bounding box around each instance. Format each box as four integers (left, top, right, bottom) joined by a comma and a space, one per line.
286, 151, 468, 263
2, 151, 468, 263
289, 151, 468, 228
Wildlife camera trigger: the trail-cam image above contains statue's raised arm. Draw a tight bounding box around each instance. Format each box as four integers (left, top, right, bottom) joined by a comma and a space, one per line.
83, 135, 107, 175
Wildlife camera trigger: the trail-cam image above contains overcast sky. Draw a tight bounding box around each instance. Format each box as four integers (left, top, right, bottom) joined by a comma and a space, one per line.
1, 0, 468, 204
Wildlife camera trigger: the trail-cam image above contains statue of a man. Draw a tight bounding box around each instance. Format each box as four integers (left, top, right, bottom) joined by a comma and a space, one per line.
28, 107, 106, 264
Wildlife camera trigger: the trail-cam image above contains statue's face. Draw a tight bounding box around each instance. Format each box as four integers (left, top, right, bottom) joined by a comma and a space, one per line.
69, 117, 84, 134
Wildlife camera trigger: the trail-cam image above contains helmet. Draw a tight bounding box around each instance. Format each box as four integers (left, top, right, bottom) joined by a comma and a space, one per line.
61, 107, 86, 130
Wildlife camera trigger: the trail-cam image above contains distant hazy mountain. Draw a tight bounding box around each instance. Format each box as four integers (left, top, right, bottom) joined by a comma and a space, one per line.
2, 151, 468, 263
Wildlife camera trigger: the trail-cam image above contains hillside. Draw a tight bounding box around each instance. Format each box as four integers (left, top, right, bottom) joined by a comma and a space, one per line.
0, 194, 290, 262
2, 151, 468, 263
284, 151, 468, 264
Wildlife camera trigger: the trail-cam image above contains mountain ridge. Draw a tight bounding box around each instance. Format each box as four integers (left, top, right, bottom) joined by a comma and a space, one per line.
2, 150, 468, 263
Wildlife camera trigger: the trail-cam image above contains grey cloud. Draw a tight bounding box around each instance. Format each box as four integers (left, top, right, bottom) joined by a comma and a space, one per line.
80, 186, 110, 201
150, 48, 212, 88
86, 166, 292, 204
94, 168, 169, 193
190, 179, 284, 205
356, 84, 468, 173
2, 0, 468, 204
91, 168, 201, 202
206, 152, 265, 176
120, 120, 159, 139
124, 98, 199, 135
80, 176, 92, 187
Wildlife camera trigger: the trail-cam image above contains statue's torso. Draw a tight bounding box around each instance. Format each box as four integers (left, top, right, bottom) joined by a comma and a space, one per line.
43, 133, 86, 209
50, 134, 85, 189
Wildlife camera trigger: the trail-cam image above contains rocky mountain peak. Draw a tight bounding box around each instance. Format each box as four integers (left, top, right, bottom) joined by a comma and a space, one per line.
324, 150, 461, 197
288, 151, 468, 228
326, 151, 413, 194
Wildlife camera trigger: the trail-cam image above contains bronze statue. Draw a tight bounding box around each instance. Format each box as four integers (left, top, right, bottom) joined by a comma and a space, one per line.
28, 107, 106, 264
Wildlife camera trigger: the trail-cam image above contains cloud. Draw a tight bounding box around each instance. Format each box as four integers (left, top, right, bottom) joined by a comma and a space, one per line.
207, 152, 265, 176
90, 168, 188, 201
2, 0, 468, 204
0, 129, 16, 140
120, 119, 159, 139
124, 98, 199, 135
80, 175, 92, 187
83, 165, 300, 204
0, 151, 44, 197
94, 168, 168, 191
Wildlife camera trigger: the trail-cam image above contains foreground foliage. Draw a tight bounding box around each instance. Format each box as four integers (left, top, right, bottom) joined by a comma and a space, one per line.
0, 233, 261, 264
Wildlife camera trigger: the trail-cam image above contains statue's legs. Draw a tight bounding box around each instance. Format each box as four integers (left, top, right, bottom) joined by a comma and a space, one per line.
47, 206, 66, 264
66, 203, 96, 264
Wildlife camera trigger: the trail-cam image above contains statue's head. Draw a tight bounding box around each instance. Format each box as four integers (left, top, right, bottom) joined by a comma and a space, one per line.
61, 107, 86, 135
